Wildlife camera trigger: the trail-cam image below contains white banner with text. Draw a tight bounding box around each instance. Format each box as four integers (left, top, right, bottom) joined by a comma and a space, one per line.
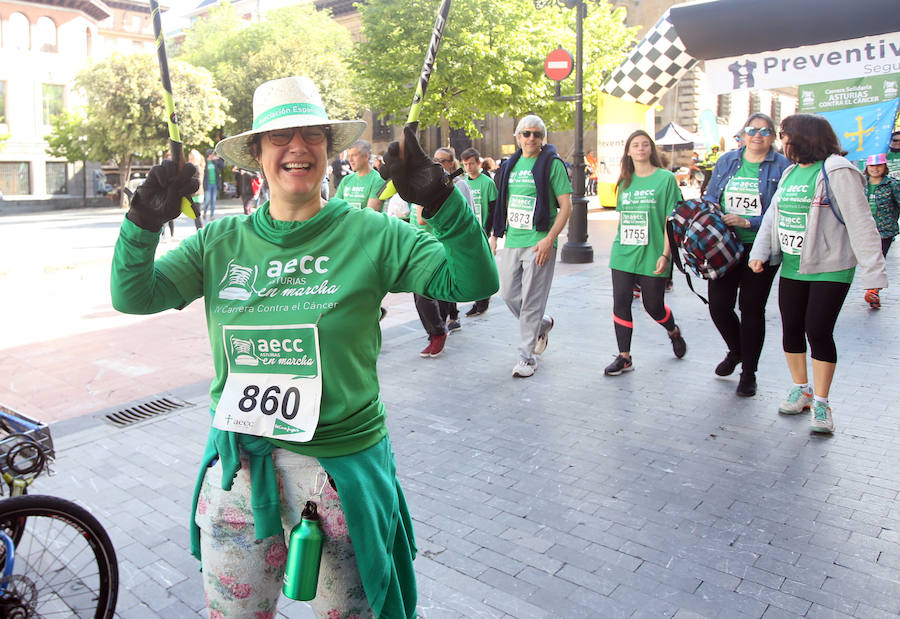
706, 33, 900, 94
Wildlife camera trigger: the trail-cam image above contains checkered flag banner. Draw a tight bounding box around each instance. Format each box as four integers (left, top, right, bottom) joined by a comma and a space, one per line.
602, 10, 698, 106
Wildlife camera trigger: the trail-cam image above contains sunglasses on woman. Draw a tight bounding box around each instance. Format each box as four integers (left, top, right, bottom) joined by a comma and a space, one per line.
266, 126, 329, 146
743, 127, 773, 137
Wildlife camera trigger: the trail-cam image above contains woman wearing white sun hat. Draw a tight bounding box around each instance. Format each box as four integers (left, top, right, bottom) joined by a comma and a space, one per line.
110, 76, 498, 617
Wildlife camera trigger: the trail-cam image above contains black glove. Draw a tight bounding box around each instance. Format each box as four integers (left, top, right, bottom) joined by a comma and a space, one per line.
126, 160, 199, 232
379, 123, 454, 217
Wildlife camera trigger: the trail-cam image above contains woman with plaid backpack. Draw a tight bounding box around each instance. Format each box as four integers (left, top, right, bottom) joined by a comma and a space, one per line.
703, 113, 790, 397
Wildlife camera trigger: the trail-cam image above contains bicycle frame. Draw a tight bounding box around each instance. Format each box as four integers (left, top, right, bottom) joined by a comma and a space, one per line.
0, 405, 118, 618
0, 530, 12, 592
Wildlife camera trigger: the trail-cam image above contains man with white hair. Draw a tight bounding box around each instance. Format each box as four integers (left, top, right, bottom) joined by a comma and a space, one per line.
335, 139, 385, 211
490, 115, 572, 378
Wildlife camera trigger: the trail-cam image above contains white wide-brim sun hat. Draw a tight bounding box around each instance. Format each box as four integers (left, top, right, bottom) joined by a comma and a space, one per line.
216, 76, 366, 171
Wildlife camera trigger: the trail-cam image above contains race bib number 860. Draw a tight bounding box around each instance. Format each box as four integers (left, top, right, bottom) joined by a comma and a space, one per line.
214, 324, 322, 442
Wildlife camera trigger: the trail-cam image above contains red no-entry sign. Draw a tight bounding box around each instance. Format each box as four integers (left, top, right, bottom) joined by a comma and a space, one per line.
544, 47, 574, 81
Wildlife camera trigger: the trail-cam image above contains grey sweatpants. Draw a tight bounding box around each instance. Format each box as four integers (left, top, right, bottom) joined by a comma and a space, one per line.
498, 244, 556, 364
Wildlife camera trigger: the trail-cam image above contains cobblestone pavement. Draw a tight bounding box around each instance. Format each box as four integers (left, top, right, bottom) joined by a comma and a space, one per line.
15, 203, 900, 617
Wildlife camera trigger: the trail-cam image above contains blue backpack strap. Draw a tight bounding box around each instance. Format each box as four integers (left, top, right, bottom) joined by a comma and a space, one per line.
820, 165, 846, 225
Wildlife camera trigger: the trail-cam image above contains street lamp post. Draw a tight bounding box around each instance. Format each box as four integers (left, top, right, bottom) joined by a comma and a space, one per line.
536, 0, 593, 264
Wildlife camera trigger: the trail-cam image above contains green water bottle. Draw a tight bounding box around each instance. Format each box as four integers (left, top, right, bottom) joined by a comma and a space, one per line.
283, 500, 323, 601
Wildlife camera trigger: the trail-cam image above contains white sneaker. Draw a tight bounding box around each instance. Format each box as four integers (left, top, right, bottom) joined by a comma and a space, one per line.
512, 360, 536, 378
534, 316, 554, 355
810, 401, 835, 433
778, 386, 813, 415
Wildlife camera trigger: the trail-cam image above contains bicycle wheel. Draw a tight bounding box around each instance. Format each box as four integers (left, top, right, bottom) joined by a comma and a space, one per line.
0, 495, 118, 618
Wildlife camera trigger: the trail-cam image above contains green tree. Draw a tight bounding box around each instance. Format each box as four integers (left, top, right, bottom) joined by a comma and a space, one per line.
58, 52, 229, 207
45, 111, 98, 206
356, 0, 635, 137
179, 2, 360, 136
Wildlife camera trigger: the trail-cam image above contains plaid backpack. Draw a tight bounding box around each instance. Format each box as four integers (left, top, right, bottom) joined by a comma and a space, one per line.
666, 199, 743, 303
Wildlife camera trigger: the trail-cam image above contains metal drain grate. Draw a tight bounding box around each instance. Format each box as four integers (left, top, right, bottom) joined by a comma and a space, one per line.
103, 396, 192, 428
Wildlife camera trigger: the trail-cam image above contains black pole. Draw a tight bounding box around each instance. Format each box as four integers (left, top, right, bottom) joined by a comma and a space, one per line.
560, 1, 593, 263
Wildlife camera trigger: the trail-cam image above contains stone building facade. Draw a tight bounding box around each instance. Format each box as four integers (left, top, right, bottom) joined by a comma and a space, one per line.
0, 0, 163, 202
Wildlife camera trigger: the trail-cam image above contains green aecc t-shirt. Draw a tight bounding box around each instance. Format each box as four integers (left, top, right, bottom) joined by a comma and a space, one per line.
466, 172, 498, 227
722, 158, 761, 244
610, 168, 682, 277
111, 192, 496, 457
775, 162, 854, 283
504, 157, 572, 248
335, 170, 385, 209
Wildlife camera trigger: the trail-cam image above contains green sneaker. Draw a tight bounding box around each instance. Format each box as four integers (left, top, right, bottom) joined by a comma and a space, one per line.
810, 401, 835, 433
778, 386, 813, 415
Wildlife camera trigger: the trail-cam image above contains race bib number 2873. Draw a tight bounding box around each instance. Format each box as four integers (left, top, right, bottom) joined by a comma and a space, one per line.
508, 195, 536, 230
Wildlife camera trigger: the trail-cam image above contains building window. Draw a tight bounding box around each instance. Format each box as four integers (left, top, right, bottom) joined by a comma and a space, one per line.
0, 162, 32, 195
46, 162, 68, 194
42, 84, 64, 125
771, 96, 782, 127
0, 81, 6, 125
749, 91, 760, 114
716, 94, 731, 123
35, 16, 57, 52
372, 112, 393, 142
9, 13, 31, 51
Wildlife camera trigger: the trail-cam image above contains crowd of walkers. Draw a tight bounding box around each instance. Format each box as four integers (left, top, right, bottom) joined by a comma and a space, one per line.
608, 113, 889, 437
400, 111, 892, 440
110, 70, 894, 617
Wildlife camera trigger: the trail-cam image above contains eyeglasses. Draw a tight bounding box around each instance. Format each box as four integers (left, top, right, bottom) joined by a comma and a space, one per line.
891, 137, 900, 143
519, 130, 543, 139
434, 158, 454, 164
778, 131, 788, 140
744, 127, 773, 137
266, 126, 329, 147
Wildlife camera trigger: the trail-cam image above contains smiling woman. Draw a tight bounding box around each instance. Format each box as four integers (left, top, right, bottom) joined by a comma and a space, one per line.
109, 75, 499, 618
701, 112, 790, 397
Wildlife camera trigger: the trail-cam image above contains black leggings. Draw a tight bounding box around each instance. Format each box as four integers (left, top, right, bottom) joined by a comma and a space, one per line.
777, 277, 850, 363
611, 269, 676, 353
707, 248, 778, 373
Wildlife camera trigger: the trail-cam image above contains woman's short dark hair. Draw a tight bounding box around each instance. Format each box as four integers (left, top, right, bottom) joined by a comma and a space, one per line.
779, 114, 847, 164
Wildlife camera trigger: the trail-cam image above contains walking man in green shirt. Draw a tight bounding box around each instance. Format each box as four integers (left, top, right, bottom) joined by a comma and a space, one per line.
335, 140, 385, 211
461, 146, 497, 316
490, 115, 572, 378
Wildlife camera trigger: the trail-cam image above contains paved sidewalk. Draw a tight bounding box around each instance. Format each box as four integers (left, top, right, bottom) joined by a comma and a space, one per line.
35, 220, 900, 618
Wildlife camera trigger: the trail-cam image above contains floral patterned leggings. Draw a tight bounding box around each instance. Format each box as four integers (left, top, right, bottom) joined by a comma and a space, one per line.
195, 449, 373, 618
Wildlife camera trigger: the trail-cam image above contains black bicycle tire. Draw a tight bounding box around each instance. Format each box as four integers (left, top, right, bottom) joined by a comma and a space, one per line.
0, 494, 118, 619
